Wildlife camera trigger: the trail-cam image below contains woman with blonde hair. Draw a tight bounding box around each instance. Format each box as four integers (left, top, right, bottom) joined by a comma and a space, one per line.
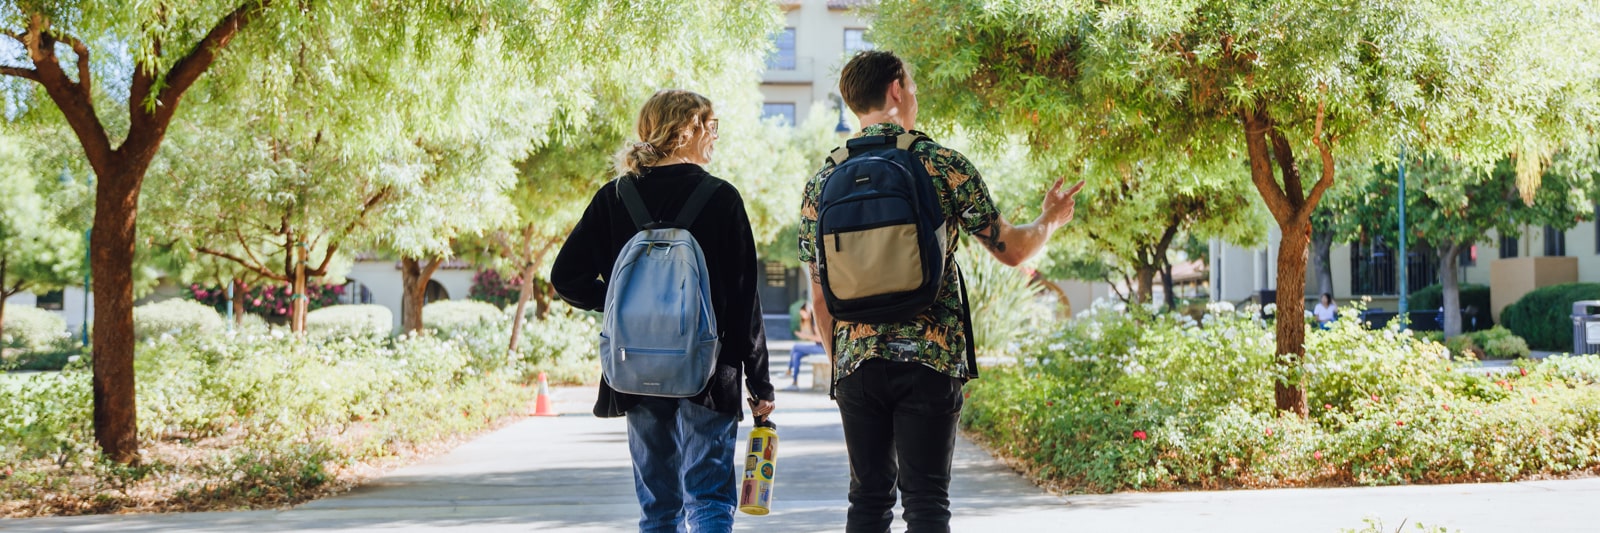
552, 89, 776, 532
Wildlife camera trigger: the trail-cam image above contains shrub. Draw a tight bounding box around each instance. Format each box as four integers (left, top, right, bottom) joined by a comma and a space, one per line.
1409, 283, 1493, 329
1470, 326, 1530, 359
422, 300, 503, 332
186, 283, 346, 318
1501, 282, 1600, 351
305, 305, 392, 341
133, 299, 224, 340
960, 303, 1600, 492
2, 318, 538, 516
1, 306, 68, 351
468, 270, 521, 309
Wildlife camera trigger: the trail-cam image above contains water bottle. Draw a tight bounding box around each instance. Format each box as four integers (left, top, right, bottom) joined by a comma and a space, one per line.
738, 416, 778, 515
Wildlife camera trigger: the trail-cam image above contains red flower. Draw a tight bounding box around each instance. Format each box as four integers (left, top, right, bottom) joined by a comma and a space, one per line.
1531, 397, 1539, 405
1313, 451, 1323, 460
1046, 401, 1054, 407
1441, 405, 1450, 411
1395, 420, 1405, 427
1114, 399, 1122, 407
1519, 368, 1528, 376
1132, 430, 1148, 441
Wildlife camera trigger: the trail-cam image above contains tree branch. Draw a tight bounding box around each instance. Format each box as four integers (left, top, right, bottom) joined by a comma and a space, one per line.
233, 229, 269, 275
51, 31, 90, 89
196, 246, 289, 282
154, 1, 274, 124
1302, 95, 1338, 220
0, 66, 40, 81
17, 14, 112, 173
1268, 127, 1303, 203
1240, 107, 1293, 225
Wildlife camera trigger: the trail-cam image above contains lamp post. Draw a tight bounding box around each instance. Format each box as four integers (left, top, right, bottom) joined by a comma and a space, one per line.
830, 94, 852, 138
1397, 149, 1408, 328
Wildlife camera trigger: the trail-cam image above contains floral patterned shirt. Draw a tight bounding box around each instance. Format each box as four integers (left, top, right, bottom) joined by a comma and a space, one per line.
798, 122, 1002, 383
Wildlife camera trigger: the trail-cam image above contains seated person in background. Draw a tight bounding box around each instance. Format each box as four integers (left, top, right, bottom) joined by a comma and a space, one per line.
787, 299, 827, 389
1314, 293, 1338, 328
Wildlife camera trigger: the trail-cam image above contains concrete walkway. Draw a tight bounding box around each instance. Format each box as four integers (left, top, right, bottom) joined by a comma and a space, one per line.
6, 365, 1600, 532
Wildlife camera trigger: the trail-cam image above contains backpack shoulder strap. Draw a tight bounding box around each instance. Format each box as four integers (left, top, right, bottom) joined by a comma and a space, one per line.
616, 176, 653, 231
673, 177, 724, 228
956, 261, 980, 380
896, 132, 927, 151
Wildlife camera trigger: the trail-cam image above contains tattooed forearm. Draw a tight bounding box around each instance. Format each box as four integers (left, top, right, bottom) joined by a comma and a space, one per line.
974, 224, 1006, 253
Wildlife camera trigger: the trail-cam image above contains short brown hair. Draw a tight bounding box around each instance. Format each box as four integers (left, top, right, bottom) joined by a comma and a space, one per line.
839, 50, 908, 115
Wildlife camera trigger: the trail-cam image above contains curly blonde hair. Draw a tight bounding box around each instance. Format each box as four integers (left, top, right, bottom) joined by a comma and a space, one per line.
615, 89, 716, 176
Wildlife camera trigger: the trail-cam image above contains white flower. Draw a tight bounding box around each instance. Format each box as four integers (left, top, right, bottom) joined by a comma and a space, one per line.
1262, 303, 1278, 316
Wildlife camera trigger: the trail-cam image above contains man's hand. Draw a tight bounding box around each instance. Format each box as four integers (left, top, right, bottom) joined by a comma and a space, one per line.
1040, 178, 1085, 230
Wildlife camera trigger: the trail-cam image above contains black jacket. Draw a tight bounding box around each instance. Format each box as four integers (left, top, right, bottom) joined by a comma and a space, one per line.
551, 164, 774, 418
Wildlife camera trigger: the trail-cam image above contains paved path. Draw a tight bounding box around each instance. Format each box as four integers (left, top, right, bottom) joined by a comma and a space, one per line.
7, 364, 1600, 532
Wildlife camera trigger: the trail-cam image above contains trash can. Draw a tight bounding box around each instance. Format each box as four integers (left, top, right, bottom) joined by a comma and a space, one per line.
1574, 301, 1600, 355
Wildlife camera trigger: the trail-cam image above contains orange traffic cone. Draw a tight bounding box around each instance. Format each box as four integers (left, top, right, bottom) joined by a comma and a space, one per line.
531, 371, 557, 417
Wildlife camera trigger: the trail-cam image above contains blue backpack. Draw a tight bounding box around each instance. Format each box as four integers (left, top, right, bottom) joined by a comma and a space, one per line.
600, 176, 723, 397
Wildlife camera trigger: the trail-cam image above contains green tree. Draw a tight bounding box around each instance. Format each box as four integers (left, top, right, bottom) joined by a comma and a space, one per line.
874, 0, 1600, 415
0, 129, 87, 340
1, 0, 780, 462
1340, 154, 1598, 337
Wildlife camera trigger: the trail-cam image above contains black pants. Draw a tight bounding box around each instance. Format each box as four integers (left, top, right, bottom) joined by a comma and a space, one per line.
836, 359, 965, 533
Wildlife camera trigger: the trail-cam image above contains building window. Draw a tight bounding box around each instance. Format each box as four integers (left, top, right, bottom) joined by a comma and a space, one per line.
844, 28, 872, 56
340, 280, 374, 305
1499, 232, 1519, 259
35, 290, 64, 311
1544, 225, 1566, 257
1349, 236, 1439, 296
762, 103, 797, 126
764, 262, 787, 287
767, 27, 797, 70
1458, 245, 1477, 267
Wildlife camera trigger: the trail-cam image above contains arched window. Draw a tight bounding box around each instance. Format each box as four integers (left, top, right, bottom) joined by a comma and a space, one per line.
341, 279, 374, 305
424, 280, 449, 303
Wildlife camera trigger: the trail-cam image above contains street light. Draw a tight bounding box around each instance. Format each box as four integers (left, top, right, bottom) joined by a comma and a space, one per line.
1397, 149, 1408, 329
830, 94, 852, 137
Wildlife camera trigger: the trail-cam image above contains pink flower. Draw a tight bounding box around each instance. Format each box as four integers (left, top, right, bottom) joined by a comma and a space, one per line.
1133, 430, 1148, 441
253, 299, 262, 306
1323, 403, 1333, 410
1520, 368, 1528, 377
1313, 451, 1323, 460
1265, 427, 1274, 437
1441, 405, 1450, 411
1474, 409, 1483, 415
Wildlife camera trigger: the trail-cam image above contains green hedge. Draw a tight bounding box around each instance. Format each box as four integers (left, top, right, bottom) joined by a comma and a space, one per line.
1409, 283, 1493, 329
133, 299, 224, 340
1, 306, 68, 351
305, 305, 393, 341
422, 300, 503, 332
1501, 283, 1600, 351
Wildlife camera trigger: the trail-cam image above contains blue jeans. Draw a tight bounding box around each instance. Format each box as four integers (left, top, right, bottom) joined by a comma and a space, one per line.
789, 342, 827, 380
626, 396, 740, 533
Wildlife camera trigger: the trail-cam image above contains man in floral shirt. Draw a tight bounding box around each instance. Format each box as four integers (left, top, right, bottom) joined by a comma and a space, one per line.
798, 50, 1083, 533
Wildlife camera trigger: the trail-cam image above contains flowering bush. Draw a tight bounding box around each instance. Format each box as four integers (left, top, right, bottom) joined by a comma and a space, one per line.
467, 270, 521, 309
960, 302, 1600, 492
304, 304, 393, 341
186, 283, 346, 318
0, 306, 68, 351
133, 299, 224, 340
0, 315, 556, 516
421, 300, 503, 333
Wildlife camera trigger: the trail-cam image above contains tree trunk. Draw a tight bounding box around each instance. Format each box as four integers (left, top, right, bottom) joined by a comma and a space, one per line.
507, 264, 539, 353
0, 257, 9, 341
232, 279, 247, 326
1273, 220, 1312, 417
91, 169, 143, 464
1439, 242, 1464, 338
1310, 226, 1335, 299
291, 243, 308, 335
1134, 265, 1157, 306
399, 257, 444, 335
1160, 261, 1177, 311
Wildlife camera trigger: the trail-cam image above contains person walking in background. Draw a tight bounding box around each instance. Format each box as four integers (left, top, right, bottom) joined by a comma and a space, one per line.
798, 50, 1083, 533
552, 89, 776, 533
